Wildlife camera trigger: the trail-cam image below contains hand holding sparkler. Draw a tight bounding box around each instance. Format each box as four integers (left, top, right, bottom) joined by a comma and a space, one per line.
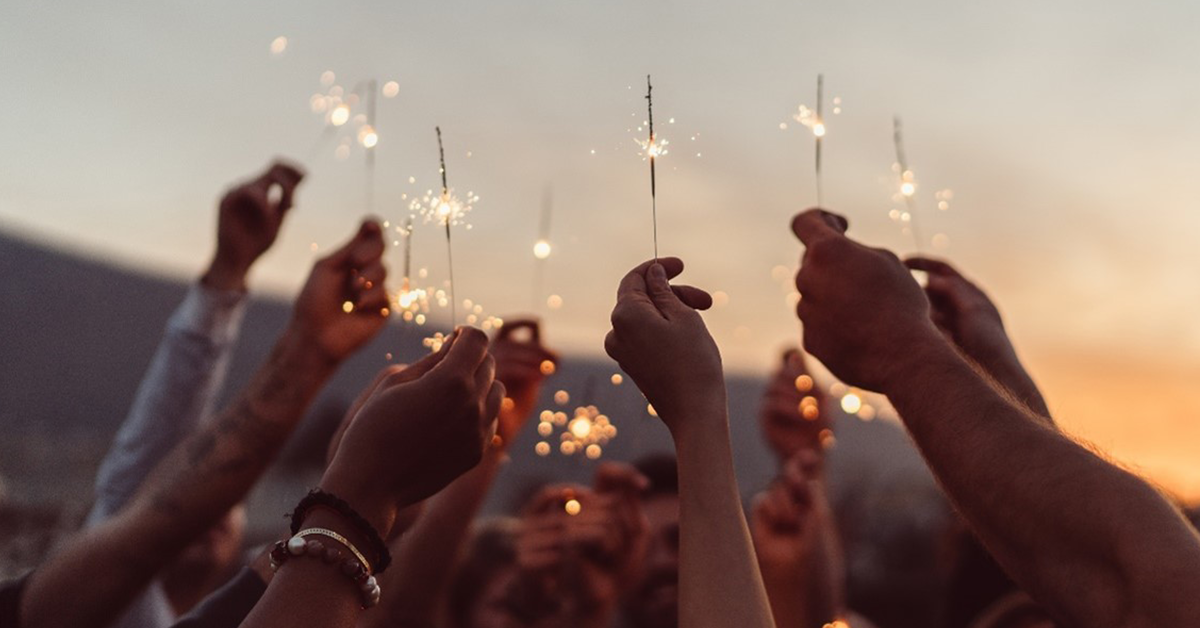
292, 219, 392, 362
604, 258, 717, 435
492, 318, 560, 446
791, 209, 940, 392
204, 161, 304, 292
904, 257, 1051, 420
322, 327, 504, 529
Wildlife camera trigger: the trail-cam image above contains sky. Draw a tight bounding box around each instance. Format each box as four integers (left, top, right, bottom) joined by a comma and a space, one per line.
2, 0, 1199, 496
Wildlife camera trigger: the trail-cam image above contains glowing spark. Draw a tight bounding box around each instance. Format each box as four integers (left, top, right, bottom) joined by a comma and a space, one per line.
893, 117, 926, 252
840, 392, 862, 414
533, 239, 551, 259
359, 124, 378, 148
564, 498, 582, 515
330, 105, 350, 127
270, 36, 288, 56
382, 81, 400, 98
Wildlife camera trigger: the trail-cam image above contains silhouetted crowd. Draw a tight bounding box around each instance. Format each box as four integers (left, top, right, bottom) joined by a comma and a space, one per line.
2, 162, 1198, 628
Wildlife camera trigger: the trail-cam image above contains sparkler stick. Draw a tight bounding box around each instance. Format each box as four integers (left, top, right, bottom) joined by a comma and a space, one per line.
646, 75, 658, 262
532, 186, 553, 311
892, 116, 924, 253
402, 216, 414, 284
436, 126, 457, 325
364, 79, 377, 214
815, 74, 824, 207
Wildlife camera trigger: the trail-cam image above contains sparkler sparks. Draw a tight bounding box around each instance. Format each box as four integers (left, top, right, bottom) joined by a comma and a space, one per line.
784, 75, 840, 207
892, 117, 923, 251
535, 405, 617, 459
418, 127, 477, 326
536, 379, 618, 460
890, 117, 953, 252
532, 187, 553, 310
641, 75, 663, 261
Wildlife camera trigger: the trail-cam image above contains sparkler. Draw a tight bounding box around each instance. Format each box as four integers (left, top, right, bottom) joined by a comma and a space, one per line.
362, 79, 378, 214
642, 75, 665, 261
785, 75, 842, 207
394, 217, 428, 319
815, 74, 825, 207
892, 116, 924, 253
535, 377, 617, 460
532, 186, 553, 310
419, 127, 476, 326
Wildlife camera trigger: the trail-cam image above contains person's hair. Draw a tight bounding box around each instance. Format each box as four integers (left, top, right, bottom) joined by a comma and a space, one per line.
634, 453, 678, 498
446, 517, 520, 628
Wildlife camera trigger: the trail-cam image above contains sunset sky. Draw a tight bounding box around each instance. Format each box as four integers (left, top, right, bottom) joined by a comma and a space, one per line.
2, 0, 1199, 497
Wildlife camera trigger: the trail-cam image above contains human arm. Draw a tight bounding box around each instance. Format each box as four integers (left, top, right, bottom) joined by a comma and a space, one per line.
790, 209, 1200, 628
752, 450, 845, 628
20, 219, 390, 628
904, 256, 1051, 421
605, 258, 775, 628
239, 327, 505, 628
360, 318, 557, 628
89, 162, 304, 525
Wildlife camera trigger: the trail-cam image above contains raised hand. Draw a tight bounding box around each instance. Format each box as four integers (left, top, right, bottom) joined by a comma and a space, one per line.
604, 258, 717, 434
752, 449, 846, 628
291, 220, 390, 362
791, 209, 943, 392
751, 450, 830, 578
904, 257, 1050, 418
321, 327, 504, 532
759, 348, 831, 461
491, 318, 559, 445
204, 161, 304, 291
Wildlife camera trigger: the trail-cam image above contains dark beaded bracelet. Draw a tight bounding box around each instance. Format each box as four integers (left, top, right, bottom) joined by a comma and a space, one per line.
289, 489, 392, 573
269, 537, 381, 608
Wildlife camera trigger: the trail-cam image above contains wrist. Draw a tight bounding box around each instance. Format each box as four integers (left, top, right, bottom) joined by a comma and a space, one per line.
664, 389, 729, 443
875, 325, 957, 395
317, 471, 398, 543
280, 322, 344, 371
202, 256, 250, 293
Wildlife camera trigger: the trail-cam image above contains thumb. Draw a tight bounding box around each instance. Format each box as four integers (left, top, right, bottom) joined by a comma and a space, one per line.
646, 263, 684, 316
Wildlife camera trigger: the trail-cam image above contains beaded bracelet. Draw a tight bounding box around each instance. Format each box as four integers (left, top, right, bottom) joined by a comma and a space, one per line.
289, 489, 392, 573
269, 535, 382, 609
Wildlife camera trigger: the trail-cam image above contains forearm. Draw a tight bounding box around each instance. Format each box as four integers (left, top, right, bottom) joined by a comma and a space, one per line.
886, 339, 1200, 628
673, 401, 775, 628
22, 329, 336, 628
363, 449, 506, 628
760, 540, 842, 628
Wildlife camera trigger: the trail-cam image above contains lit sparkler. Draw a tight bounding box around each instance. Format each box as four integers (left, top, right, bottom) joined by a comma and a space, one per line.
418, 127, 477, 326
638, 75, 667, 261
532, 186, 553, 310
393, 217, 429, 321
786, 74, 838, 207
535, 379, 618, 459
892, 116, 924, 252
361, 79, 378, 214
